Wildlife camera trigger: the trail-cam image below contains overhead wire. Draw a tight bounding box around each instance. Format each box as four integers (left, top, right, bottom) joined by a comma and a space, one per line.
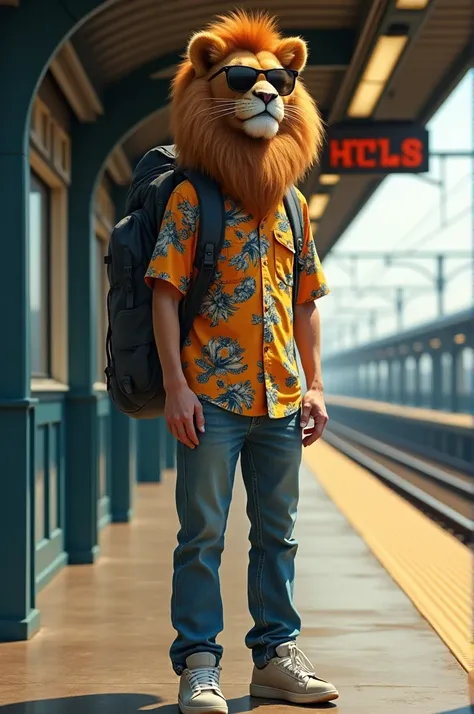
323, 170, 472, 322
365, 171, 472, 283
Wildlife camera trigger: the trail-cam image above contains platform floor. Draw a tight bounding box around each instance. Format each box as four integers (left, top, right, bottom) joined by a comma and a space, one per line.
0, 455, 469, 713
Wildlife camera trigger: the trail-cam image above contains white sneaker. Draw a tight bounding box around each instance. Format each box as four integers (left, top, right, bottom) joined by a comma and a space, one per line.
178, 653, 228, 714
250, 641, 339, 704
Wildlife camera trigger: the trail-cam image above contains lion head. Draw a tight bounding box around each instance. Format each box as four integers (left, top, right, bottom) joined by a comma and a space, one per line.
170, 10, 324, 218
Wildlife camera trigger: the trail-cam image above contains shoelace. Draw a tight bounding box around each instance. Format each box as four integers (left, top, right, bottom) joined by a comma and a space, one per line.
186, 666, 222, 694
279, 642, 316, 682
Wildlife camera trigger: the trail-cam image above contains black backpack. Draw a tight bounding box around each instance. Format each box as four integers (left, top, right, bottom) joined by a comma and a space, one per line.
104, 145, 304, 419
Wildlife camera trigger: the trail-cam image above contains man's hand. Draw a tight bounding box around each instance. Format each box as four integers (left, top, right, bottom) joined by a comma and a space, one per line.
300, 388, 328, 447
165, 384, 205, 449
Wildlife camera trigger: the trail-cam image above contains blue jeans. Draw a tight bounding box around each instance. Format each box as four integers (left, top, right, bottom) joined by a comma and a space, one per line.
170, 400, 302, 674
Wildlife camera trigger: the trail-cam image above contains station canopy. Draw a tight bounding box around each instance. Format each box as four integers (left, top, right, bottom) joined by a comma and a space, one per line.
66, 0, 472, 256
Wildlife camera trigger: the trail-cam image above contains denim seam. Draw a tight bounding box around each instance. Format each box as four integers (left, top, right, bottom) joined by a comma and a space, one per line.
180, 443, 189, 540
246, 442, 269, 653
251, 416, 263, 430
171, 444, 188, 674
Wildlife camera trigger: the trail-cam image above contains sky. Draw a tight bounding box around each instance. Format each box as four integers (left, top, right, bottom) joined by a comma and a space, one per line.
319, 69, 473, 353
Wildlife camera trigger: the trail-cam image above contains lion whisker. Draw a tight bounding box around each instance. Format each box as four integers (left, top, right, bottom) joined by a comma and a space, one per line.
194, 106, 237, 114
199, 110, 237, 124
283, 110, 304, 120
197, 98, 250, 104
200, 106, 237, 115
191, 106, 237, 119
284, 112, 305, 119
284, 106, 305, 115
283, 109, 307, 124
201, 111, 238, 128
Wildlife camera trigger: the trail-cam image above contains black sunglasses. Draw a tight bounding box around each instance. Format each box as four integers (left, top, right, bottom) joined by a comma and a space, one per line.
209, 65, 299, 97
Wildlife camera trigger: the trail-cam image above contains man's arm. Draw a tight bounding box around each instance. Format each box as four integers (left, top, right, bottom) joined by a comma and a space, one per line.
294, 300, 328, 446
152, 280, 204, 449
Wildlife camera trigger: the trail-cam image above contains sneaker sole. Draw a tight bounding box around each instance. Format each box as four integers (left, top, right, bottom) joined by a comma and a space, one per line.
178, 697, 228, 714
249, 683, 339, 704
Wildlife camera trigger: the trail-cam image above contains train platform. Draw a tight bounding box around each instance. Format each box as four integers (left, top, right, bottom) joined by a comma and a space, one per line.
325, 395, 473, 430
324, 395, 474, 478
0, 444, 469, 713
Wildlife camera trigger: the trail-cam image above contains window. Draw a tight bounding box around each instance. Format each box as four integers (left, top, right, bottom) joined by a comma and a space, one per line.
29, 172, 51, 376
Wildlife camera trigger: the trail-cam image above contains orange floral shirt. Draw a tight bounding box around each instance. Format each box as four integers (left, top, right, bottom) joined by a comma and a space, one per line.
145, 180, 329, 418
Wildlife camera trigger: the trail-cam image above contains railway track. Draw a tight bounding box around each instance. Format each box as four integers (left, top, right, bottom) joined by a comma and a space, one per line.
323, 421, 474, 544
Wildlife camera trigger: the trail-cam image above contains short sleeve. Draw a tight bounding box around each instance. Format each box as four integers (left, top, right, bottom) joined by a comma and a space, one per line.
145, 182, 199, 296
296, 193, 330, 304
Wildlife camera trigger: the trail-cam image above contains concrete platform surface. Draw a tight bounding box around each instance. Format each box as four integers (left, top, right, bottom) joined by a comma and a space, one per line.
0, 453, 468, 713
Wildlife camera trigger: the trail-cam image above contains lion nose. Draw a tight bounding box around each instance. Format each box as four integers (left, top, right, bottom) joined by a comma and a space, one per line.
254, 91, 277, 105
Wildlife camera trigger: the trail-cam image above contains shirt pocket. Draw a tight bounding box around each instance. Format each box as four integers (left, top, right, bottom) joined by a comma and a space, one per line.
273, 229, 295, 286
219, 269, 241, 285
220, 272, 241, 285
220, 237, 245, 284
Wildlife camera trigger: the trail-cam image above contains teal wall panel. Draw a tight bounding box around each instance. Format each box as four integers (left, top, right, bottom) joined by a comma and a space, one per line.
36, 400, 63, 426
65, 396, 100, 564
49, 422, 61, 534
137, 419, 164, 482
110, 407, 137, 522
0, 405, 40, 641
34, 397, 68, 592
35, 424, 47, 545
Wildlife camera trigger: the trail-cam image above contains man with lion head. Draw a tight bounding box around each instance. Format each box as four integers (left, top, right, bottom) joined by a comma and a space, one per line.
145, 10, 339, 712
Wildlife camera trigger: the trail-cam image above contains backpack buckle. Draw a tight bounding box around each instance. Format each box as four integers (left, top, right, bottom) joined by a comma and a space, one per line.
203, 244, 215, 269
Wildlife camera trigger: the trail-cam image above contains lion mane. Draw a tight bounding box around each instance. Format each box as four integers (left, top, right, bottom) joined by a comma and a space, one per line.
170, 10, 324, 218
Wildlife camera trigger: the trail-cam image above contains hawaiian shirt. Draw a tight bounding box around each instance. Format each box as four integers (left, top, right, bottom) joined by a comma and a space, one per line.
145, 180, 329, 418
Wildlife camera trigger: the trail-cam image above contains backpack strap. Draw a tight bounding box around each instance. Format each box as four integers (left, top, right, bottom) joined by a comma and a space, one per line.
179, 169, 226, 345
283, 186, 304, 313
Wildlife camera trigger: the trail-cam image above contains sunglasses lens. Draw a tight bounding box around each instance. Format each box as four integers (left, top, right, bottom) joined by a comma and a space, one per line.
267, 69, 296, 96
226, 66, 257, 93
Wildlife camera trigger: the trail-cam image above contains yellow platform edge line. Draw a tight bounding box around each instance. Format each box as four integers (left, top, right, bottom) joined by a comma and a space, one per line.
304, 440, 473, 672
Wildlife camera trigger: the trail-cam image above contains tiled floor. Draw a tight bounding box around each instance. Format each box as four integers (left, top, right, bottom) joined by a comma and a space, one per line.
0, 454, 468, 713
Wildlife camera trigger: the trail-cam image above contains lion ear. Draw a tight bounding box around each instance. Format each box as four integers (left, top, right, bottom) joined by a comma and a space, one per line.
275, 37, 308, 72
187, 31, 228, 76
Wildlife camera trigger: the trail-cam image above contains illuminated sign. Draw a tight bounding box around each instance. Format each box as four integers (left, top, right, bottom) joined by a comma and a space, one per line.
320, 122, 429, 174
